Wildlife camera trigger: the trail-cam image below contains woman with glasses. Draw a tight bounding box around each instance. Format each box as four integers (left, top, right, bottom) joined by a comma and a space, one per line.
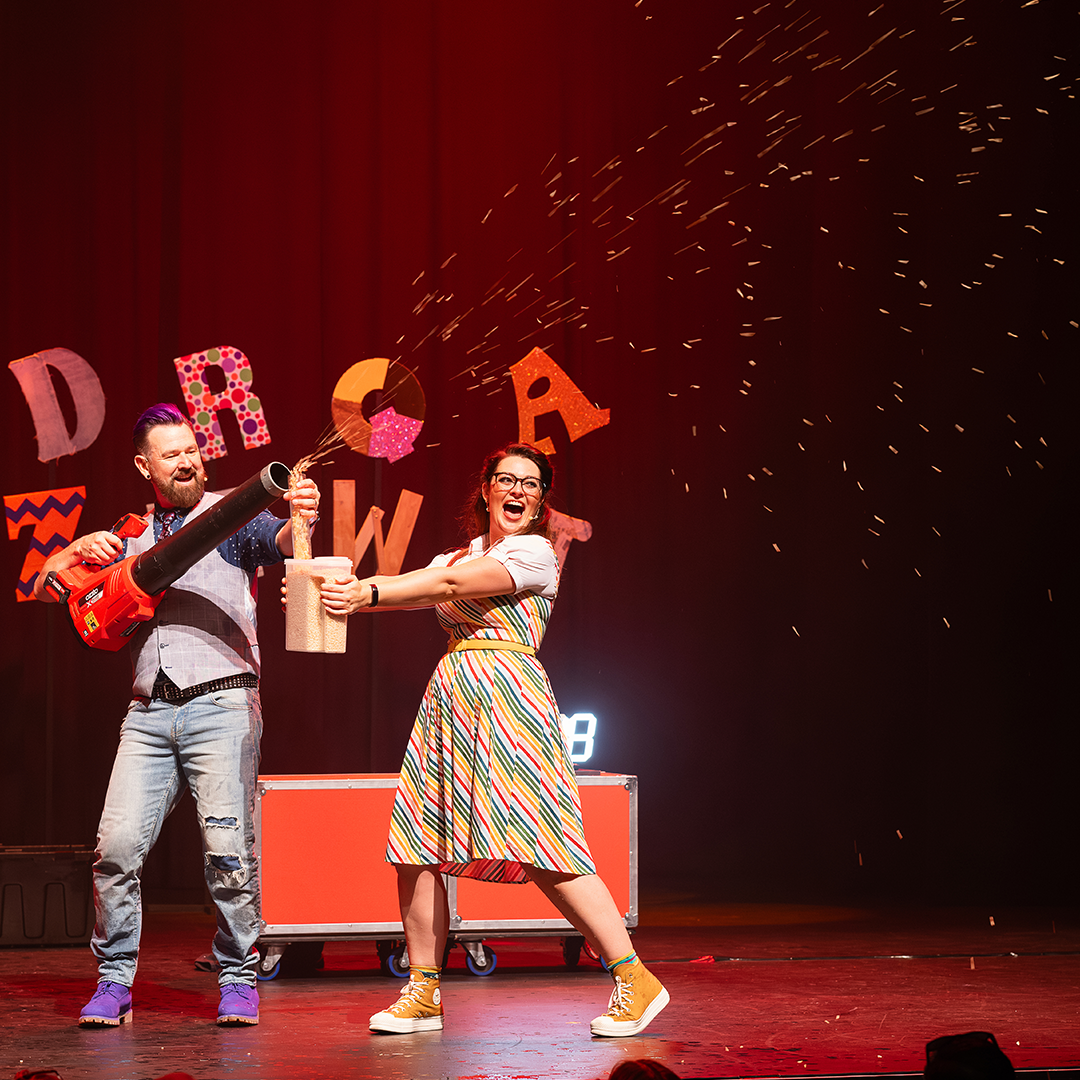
310, 442, 669, 1039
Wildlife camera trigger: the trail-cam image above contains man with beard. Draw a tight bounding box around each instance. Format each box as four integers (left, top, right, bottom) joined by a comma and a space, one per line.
35, 402, 320, 1027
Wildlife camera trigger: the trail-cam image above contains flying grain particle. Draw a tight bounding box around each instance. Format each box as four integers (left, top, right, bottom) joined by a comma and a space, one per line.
932, 465, 942, 473
792, 626, 800, 637
888, 445, 898, 453
803, 418, 814, 426
772, 543, 781, 552
723, 488, 728, 498
914, 568, 921, 577
1049, 589, 1053, 602
955, 424, 965, 433
861, 559, 869, 568
943, 617, 951, 628
897, 830, 903, 839
971, 367, 984, 373
919, 424, 929, 432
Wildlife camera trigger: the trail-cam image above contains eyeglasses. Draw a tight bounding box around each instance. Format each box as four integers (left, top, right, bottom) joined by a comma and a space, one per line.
491, 472, 544, 495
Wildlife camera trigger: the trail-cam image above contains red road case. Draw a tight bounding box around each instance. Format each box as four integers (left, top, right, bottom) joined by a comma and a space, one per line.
254, 771, 637, 976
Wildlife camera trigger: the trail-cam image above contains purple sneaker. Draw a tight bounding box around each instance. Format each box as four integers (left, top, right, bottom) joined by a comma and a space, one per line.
79, 980, 133, 1026
217, 983, 259, 1025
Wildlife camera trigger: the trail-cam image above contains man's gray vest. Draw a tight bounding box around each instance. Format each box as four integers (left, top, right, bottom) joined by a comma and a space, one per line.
126, 492, 263, 696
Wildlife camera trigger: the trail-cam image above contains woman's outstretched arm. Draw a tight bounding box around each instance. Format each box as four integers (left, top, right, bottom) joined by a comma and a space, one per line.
318, 556, 516, 616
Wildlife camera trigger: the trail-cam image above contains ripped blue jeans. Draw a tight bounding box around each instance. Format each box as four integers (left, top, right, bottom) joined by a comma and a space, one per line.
91, 687, 263, 988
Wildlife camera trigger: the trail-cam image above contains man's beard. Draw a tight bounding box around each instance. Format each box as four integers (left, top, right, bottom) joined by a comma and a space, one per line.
156, 470, 206, 509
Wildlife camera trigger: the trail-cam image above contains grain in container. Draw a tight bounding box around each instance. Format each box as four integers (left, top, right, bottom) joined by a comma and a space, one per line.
284, 556, 353, 653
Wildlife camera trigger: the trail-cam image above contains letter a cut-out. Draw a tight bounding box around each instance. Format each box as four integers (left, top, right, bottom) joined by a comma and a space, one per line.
509, 347, 610, 455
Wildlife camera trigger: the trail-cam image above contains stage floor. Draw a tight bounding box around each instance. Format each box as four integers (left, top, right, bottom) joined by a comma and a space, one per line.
3, 895, 1079, 1080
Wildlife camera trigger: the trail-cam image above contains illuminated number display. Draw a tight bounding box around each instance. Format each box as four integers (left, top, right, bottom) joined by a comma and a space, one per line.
560, 713, 597, 764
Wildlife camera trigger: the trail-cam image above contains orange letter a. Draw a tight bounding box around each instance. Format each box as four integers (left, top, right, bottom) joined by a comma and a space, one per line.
509, 348, 610, 455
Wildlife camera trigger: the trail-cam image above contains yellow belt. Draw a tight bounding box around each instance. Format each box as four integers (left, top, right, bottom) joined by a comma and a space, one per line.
447, 639, 536, 656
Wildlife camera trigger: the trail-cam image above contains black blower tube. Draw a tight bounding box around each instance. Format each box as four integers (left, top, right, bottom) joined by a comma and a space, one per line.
131, 461, 292, 596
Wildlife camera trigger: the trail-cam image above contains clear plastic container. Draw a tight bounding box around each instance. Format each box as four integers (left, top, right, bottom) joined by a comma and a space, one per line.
284, 556, 353, 654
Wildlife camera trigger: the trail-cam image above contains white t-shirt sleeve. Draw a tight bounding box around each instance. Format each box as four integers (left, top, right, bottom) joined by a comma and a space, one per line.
488, 534, 559, 597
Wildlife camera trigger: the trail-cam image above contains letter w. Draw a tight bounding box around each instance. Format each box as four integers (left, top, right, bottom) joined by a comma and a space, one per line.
332, 481, 422, 576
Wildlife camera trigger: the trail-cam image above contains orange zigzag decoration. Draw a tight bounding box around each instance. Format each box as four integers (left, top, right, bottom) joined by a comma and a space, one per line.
5, 487, 86, 603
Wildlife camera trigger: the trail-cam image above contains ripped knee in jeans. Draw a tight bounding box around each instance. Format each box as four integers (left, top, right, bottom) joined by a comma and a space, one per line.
203, 816, 245, 878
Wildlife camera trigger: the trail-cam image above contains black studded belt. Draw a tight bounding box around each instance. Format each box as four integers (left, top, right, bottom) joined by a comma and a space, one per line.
151, 673, 259, 702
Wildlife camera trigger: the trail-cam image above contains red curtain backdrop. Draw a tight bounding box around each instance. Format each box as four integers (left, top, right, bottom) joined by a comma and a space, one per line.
2, 0, 1076, 904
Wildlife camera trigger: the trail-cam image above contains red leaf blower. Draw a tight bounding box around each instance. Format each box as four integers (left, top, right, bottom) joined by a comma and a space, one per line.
42, 462, 291, 651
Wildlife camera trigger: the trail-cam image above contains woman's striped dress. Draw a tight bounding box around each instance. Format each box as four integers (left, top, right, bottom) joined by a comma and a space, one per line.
385, 532, 596, 883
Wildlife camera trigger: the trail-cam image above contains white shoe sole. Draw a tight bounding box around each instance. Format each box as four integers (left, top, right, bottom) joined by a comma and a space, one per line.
369, 1011, 444, 1033
590, 987, 670, 1037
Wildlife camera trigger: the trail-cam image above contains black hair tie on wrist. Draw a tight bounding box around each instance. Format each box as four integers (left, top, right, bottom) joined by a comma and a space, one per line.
369, 583, 379, 608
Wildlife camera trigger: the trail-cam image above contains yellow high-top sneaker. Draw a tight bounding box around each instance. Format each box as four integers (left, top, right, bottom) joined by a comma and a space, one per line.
590, 956, 670, 1037
369, 966, 444, 1033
